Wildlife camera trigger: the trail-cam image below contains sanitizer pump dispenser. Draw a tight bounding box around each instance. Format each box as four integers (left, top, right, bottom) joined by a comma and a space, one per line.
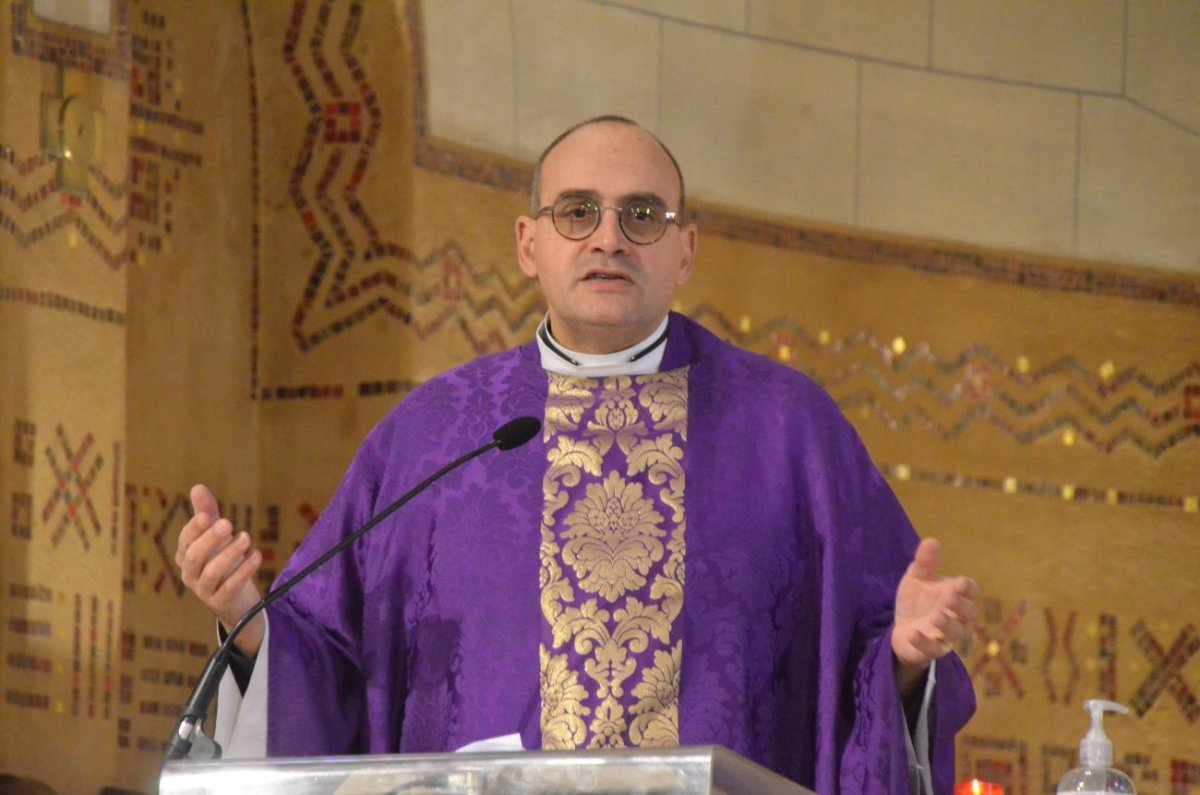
1056, 700, 1135, 794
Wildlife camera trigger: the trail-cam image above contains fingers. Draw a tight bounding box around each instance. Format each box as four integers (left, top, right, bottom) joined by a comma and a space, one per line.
900, 613, 969, 664
898, 585, 978, 665
908, 628, 953, 661
910, 540, 980, 616
177, 484, 222, 559
209, 543, 263, 622
895, 541, 982, 667
195, 531, 253, 595
176, 484, 264, 626
894, 622, 955, 667
176, 514, 233, 577
950, 578, 980, 622
180, 529, 262, 624
927, 605, 972, 645
190, 483, 220, 521
955, 575, 980, 601
909, 537, 941, 579
928, 578, 979, 639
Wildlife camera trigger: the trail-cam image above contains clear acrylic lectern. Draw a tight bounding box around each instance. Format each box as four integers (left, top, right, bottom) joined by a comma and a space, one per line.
159, 745, 813, 794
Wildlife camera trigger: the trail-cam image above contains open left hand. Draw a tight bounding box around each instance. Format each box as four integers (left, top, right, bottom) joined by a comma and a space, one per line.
892, 538, 978, 686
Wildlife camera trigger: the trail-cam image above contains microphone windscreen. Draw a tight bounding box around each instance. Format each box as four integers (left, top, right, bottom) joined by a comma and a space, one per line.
493, 416, 541, 451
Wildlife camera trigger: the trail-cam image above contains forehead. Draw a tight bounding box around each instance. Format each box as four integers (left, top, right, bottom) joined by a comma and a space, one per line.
538, 123, 681, 206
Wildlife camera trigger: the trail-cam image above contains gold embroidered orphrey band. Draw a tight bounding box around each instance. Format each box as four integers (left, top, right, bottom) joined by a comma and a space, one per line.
538, 370, 689, 749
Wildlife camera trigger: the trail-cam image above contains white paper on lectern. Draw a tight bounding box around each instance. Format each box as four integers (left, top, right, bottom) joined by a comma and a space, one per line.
454, 733, 524, 753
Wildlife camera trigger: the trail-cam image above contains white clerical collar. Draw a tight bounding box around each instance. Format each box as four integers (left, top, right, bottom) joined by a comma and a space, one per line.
536, 315, 669, 377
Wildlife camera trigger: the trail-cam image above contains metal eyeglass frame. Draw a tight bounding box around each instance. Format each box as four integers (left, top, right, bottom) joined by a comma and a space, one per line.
536, 195, 681, 245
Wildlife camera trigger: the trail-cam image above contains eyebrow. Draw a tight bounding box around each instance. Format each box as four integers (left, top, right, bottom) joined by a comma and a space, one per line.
552, 189, 671, 208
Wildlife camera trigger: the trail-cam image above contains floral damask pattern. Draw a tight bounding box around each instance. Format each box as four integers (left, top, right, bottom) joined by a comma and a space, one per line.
629, 642, 682, 747
539, 371, 688, 749
562, 471, 666, 600
539, 645, 589, 750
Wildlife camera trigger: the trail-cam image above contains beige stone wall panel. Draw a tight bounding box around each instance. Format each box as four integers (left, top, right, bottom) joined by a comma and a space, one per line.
423, 0, 516, 151
748, 0, 930, 66
661, 21, 858, 223
931, 0, 1124, 92
512, 0, 660, 159
1127, 0, 1200, 134
859, 63, 1078, 256
607, 0, 748, 30
1078, 98, 1200, 273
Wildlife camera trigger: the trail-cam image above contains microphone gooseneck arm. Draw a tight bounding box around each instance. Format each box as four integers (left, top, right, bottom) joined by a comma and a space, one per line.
162, 416, 541, 763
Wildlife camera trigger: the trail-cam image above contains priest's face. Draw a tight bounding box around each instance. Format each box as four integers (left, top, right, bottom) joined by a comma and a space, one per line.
516, 122, 696, 354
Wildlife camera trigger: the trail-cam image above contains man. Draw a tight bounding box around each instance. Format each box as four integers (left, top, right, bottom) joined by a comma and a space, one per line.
177, 116, 977, 793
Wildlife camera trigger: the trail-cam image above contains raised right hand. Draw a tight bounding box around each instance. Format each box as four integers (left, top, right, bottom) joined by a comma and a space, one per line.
175, 484, 265, 657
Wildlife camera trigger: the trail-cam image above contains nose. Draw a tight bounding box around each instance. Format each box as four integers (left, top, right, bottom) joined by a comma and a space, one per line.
588, 206, 631, 255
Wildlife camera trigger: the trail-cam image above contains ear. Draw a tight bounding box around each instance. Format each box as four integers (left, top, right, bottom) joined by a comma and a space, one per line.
675, 222, 697, 286
515, 215, 539, 279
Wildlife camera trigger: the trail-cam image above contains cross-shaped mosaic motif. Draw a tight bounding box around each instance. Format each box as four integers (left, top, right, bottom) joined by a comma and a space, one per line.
41, 424, 104, 550
1130, 621, 1200, 723
971, 599, 1028, 698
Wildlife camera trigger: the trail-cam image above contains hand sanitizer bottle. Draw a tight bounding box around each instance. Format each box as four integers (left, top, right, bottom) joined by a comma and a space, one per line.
1056, 700, 1136, 793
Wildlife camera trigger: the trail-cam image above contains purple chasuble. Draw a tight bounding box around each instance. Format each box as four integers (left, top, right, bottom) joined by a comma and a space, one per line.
264, 313, 976, 793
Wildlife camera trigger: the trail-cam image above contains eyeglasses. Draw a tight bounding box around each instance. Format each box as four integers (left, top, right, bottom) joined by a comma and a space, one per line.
536, 195, 680, 245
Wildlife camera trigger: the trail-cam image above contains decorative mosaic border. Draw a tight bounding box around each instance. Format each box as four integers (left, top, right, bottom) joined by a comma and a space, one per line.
0, 286, 125, 325
256, 380, 418, 400
240, 0, 263, 400
881, 463, 1199, 514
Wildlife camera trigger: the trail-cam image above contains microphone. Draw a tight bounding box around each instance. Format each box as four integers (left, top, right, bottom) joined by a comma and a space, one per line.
493, 415, 540, 450
162, 416, 542, 763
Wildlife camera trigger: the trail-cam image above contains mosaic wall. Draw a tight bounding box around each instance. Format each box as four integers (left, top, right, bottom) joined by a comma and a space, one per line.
1, 0, 1196, 792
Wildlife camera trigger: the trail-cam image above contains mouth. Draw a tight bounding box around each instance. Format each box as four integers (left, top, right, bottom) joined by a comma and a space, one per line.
583, 269, 631, 283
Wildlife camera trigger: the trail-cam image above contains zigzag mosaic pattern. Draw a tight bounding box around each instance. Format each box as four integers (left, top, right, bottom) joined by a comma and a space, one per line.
0, 147, 129, 268
691, 305, 1200, 459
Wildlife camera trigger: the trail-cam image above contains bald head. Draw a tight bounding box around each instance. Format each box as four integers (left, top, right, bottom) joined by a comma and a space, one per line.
529, 115, 687, 216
